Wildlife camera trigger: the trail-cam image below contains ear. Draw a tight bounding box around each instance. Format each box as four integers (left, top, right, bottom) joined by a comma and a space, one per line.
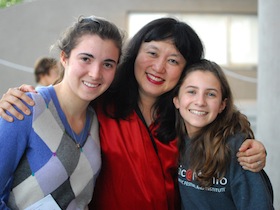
60, 51, 67, 68
173, 96, 180, 109
219, 98, 227, 113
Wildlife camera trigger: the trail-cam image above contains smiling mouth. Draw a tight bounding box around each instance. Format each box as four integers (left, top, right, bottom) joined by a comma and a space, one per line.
189, 109, 207, 116
146, 73, 164, 84
83, 81, 100, 88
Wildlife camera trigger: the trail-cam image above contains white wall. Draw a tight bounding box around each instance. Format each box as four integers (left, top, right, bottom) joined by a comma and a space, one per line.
0, 0, 257, 96
257, 0, 280, 208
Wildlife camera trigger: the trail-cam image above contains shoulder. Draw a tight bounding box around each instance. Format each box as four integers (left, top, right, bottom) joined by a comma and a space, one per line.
26, 86, 54, 117
32, 86, 56, 105
34, 85, 53, 102
226, 133, 246, 154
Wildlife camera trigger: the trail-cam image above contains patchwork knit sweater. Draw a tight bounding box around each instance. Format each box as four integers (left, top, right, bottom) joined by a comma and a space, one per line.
0, 86, 101, 210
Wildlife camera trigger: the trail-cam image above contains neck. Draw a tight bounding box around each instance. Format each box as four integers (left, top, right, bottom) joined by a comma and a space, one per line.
187, 127, 200, 139
138, 95, 156, 127
54, 83, 89, 134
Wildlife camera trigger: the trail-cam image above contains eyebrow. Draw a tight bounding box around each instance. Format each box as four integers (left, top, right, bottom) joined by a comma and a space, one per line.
146, 44, 182, 57
79, 53, 117, 64
185, 85, 219, 92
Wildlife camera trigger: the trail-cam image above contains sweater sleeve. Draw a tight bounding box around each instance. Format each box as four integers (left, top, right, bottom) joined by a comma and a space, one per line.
0, 98, 33, 209
229, 135, 274, 210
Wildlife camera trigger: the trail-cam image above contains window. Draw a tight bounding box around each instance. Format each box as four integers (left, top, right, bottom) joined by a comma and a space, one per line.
128, 13, 258, 67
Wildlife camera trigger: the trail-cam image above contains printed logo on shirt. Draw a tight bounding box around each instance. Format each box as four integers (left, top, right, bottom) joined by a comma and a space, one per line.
178, 165, 227, 193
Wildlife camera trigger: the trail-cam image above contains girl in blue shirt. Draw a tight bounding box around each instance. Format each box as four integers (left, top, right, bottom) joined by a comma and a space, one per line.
173, 59, 274, 210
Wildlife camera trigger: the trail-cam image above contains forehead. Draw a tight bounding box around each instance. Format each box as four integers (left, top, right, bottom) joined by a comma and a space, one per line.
73, 34, 120, 57
184, 70, 221, 88
142, 39, 177, 50
76, 34, 117, 47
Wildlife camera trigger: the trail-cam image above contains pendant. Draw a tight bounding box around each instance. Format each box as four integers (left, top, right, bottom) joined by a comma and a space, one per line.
76, 144, 80, 149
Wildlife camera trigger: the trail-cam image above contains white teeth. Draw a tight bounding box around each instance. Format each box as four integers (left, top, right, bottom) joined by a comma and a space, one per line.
83, 81, 99, 88
147, 73, 163, 82
190, 110, 207, 115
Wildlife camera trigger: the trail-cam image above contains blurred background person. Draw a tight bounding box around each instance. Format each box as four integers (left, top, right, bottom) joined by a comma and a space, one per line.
34, 57, 60, 86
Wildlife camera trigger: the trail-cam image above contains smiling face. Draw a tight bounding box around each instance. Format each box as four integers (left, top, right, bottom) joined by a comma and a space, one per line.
134, 40, 186, 104
173, 70, 226, 137
60, 34, 119, 103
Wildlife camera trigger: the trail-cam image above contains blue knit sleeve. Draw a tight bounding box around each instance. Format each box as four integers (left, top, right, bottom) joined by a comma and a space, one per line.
0, 95, 33, 209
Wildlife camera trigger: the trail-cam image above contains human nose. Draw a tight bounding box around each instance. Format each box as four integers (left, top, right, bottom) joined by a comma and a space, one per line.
195, 93, 206, 106
88, 63, 102, 79
153, 58, 166, 73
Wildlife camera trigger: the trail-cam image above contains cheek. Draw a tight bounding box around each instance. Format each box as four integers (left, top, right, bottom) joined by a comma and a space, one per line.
176, 96, 190, 110
134, 62, 143, 85
134, 56, 145, 75
66, 62, 81, 76
210, 102, 223, 117
134, 54, 142, 69
178, 103, 190, 121
168, 69, 183, 85
134, 53, 151, 73
104, 70, 116, 86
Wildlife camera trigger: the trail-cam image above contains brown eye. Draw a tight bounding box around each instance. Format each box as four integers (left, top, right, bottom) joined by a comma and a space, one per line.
168, 59, 179, 65
103, 63, 113, 69
81, 57, 90, 62
147, 51, 157, 57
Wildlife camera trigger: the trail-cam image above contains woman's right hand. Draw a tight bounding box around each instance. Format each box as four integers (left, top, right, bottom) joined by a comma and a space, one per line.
0, 85, 36, 122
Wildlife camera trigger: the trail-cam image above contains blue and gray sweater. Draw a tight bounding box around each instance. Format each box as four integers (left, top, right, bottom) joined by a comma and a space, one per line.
0, 86, 101, 210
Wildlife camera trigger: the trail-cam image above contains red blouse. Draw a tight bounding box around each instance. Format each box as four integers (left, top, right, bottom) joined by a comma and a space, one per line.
89, 106, 180, 210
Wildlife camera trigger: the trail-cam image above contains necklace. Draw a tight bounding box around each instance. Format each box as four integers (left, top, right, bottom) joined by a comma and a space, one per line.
69, 126, 86, 149
66, 110, 92, 150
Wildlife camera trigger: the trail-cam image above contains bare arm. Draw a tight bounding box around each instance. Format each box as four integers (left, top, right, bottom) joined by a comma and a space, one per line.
237, 139, 266, 172
0, 85, 36, 122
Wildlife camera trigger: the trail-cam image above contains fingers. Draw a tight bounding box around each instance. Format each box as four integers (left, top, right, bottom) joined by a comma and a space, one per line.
237, 150, 266, 172
237, 139, 267, 172
0, 107, 14, 122
0, 94, 24, 121
0, 88, 34, 121
237, 152, 266, 165
238, 139, 253, 152
19, 84, 37, 93
237, 139, 266, 157
7, 87, 35, 107
239, 159, 266, 172
237, 146, 267, 163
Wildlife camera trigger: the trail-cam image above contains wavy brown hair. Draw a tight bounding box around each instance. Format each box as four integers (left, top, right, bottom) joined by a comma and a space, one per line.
173, 59, 254, 187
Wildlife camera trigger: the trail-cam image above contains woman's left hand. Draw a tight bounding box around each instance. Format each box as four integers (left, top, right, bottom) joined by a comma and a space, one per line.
237, 139, 266, 172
